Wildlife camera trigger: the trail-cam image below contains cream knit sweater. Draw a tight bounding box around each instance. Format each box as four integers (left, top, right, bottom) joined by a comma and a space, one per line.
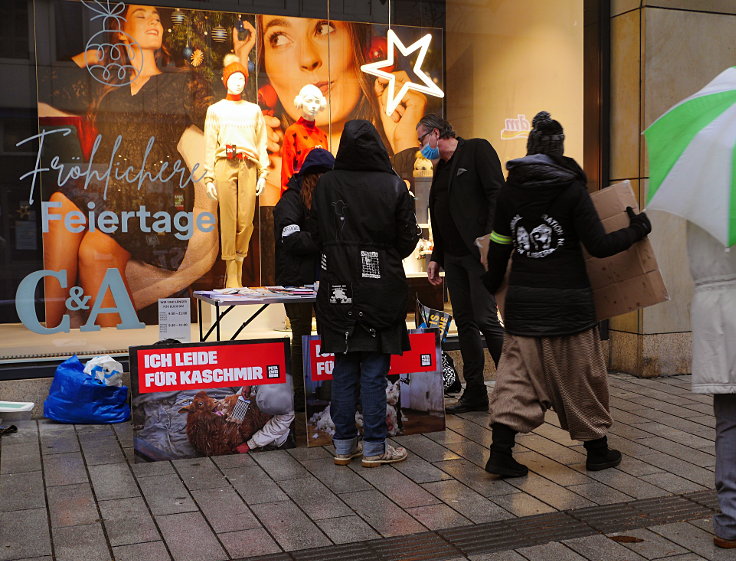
203, 99, 270, 184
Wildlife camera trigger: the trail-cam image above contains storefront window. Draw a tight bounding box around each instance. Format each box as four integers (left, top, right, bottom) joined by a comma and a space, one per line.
1, 0, 591, 368
2, 0, 446, 363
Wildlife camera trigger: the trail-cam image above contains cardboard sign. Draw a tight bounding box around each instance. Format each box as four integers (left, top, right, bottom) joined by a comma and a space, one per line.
130, 338, 293, 463
584, 180, 669, 320
303, 330, 445, 447
493, 180, 668, 321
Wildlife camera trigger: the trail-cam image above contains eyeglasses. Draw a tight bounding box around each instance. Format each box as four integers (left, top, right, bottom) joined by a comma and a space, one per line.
418, 130, 433, 144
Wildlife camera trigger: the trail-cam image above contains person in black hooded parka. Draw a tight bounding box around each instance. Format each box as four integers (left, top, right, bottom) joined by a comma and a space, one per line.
481, 112, 652, 478
313, 119, 419, 468
274, 147, 335, 412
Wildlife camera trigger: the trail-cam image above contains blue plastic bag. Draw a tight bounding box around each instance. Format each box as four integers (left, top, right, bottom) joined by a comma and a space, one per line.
44, 355, 130, 424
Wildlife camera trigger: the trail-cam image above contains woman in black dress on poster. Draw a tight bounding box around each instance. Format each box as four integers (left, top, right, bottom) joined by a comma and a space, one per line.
41, 4, 252, 327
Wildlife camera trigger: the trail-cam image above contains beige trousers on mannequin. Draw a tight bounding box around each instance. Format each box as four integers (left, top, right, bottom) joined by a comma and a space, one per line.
214, 157, 257, 260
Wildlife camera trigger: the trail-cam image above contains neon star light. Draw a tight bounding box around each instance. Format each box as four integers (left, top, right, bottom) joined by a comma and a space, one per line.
360, 29, 444, 117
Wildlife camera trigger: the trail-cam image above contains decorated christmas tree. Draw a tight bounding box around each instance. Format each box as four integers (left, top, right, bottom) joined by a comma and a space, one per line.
164, 8, 255, 88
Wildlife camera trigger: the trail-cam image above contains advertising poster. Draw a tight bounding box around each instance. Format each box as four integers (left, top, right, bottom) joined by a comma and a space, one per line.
19, 0, 443, 340
130, 338, 294, 461
304, 330, 444, 447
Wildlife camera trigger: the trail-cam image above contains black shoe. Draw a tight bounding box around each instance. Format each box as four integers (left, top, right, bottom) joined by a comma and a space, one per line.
584, 436, 622, 471
446, 400, 488, 414
485, 452, 528, 478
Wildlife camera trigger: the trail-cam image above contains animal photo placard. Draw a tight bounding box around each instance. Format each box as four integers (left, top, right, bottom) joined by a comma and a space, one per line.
130, 338, 294, 462
304, 330, 445, 447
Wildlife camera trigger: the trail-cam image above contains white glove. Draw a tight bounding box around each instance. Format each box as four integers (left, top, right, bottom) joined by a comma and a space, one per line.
205, 182, 218, 201
256, 176, 266, 196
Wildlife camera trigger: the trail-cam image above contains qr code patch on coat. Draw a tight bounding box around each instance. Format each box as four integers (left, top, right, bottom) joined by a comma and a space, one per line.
360, 251, 380, 278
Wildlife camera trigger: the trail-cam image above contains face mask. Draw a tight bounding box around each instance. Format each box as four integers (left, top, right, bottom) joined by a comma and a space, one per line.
421, 143, 440, 160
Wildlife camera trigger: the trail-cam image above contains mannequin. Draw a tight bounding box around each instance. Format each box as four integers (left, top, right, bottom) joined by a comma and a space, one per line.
204, 54, 270, 288
280, 84, 328, 193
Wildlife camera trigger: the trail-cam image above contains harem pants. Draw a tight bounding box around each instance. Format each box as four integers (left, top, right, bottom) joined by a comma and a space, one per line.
489, 327, 612, 441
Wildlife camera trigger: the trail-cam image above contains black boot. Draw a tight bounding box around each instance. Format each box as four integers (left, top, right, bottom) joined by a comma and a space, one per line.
584, 436, 622, 471
485, 423, 528, 478
446, 388, 489, 414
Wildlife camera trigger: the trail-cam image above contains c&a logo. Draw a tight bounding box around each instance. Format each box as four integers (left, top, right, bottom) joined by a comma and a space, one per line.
15, 268, 144, 334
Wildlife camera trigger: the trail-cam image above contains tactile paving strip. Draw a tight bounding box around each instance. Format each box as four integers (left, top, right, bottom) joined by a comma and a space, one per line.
439, 511, 593, 555
234, 490, 719, 561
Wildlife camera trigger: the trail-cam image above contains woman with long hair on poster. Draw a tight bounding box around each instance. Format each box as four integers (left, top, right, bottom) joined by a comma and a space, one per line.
40, 4, 251, 327
250, 15, 431, 202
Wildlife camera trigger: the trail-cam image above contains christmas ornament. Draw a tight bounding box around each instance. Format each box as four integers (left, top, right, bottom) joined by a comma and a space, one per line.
258, 84, 278, 110
366, 36, 394, 72
211, 25, 227, 42
190, 48, 204, 67
182, 45, 193, 59
171, 9, 186, 26
16, 204, 31, 220
361, 29, 444, 117
235, 20, 250, 42
81, 0, 142, 87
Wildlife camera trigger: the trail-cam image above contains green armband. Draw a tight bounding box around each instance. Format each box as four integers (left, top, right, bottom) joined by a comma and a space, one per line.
490, 231, 512, 245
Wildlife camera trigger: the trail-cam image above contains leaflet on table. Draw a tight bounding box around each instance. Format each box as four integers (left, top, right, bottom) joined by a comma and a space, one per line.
196, 286, 316, 300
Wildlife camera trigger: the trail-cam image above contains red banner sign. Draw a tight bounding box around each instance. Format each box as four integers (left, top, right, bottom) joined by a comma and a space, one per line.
133, 340, 288, 393
308, 331, 438, 382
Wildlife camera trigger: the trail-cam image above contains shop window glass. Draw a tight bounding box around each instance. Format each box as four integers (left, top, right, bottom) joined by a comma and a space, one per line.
0, 0, 29, 60
3, 0, 586, 365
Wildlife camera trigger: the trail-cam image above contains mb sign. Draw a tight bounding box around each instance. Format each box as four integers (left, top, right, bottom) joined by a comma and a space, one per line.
15, 268, 144, 334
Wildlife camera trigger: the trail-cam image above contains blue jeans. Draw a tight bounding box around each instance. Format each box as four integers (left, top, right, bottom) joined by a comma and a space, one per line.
715, 394, 736, 540
331, 351, 390, 457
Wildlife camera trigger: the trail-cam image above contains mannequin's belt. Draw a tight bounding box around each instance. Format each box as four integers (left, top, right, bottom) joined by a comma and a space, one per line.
225, 145, 249, 160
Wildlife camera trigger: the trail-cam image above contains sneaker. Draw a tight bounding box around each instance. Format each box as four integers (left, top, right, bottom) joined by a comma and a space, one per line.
361, 444, 408, 467
333, 442, 363, 465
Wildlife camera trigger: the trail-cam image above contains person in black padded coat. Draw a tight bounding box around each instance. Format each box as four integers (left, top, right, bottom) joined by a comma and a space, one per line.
313, 120, 419, 467
481, 111, 652, 478
274, 148, 335, 411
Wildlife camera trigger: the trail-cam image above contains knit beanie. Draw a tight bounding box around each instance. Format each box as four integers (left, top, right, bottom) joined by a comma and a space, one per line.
526, 111, 565, 157
222, 53, 248, 88
299, 148, 335, 176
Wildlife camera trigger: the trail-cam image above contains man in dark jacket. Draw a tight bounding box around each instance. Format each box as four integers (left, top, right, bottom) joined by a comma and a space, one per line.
313, 120, 419, 467
418, 114, 505, 413
274, 148, 335, 411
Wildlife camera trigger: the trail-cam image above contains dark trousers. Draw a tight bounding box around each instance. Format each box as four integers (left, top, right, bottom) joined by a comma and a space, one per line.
444, 253, 504, 401
284, 302, 312, 411
714, 394, 736, 540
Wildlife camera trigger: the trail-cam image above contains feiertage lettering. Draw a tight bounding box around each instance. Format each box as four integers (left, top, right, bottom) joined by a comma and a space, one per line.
16, 128, 206, 204
41, 201, 214, 241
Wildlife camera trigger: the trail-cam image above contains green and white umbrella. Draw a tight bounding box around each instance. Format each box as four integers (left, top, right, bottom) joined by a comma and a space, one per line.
644, 66, 736, 247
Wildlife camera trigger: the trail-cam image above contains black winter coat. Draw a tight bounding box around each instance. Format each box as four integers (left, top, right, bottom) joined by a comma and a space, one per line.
428, 138, 504, 265
313, 120, 419, 354
273, 174, 319, 286
484, 154, 647, 336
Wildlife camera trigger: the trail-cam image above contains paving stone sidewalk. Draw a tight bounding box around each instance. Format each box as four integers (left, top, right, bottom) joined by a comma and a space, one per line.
0, 373, 728, 561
